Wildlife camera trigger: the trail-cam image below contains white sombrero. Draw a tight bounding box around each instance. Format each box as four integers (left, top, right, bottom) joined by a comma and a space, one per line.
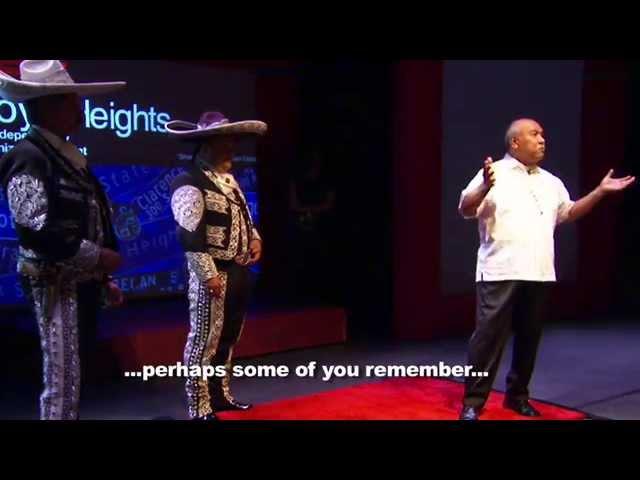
0, 60, 126, 103
166, 111, 267, 140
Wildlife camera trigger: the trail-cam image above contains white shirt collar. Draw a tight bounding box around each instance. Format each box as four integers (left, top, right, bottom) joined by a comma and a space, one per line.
503, 153, 540, 175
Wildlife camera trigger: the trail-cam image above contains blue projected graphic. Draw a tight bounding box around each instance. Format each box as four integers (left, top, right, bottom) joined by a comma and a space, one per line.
0, 162, 260, 306
0, 182, 20, 303
96, 164, 187, 298
0, 59, 260, 306
1, 98, 172, 155
83, 100, 171, 138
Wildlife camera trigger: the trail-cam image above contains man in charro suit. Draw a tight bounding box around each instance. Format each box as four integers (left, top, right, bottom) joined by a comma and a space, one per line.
167, 111, 266, 420
0, 60, 126, 420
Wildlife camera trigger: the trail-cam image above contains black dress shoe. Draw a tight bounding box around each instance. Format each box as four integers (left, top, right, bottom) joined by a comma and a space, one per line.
193, 413, 219, 421
503, 398, 541, 417
213, 399, 253, 412
459, 406, 480, 420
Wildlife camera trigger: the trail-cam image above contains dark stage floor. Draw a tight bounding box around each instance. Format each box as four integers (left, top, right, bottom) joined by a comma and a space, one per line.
2, 319, 639, 420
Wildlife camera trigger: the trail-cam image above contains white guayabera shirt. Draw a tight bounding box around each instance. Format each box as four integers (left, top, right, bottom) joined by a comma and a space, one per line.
459, 154, 575, 282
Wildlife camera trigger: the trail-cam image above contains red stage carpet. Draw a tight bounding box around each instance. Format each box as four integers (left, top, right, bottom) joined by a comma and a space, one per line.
219, 378, 588, 420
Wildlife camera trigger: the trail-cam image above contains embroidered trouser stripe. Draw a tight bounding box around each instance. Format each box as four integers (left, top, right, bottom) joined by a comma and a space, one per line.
184, 268, 228, 418
26, 277, 81, 420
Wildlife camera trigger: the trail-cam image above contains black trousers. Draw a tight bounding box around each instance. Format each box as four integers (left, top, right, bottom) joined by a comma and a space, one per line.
463, 281, 552, 408
76, 281, 102, 386
207, 263, 253, 405
184, 261, 253, 418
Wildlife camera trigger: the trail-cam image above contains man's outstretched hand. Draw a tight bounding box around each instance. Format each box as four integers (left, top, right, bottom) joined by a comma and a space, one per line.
599, 169, 636, 194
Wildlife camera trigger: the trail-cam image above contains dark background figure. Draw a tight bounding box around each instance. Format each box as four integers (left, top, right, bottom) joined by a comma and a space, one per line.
288, 148, 336, 303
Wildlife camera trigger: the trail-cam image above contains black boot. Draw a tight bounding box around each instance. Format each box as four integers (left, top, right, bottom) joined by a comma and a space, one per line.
459, 406, 481, 421
214, 398, 252, 412
503, 397, 541, 417
193, 412, 219, 421
210, 375, 252, 412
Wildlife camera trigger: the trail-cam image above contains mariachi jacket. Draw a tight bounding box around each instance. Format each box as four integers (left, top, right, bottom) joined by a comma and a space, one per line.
170, 159, 261, 282
0, 128, 118, 281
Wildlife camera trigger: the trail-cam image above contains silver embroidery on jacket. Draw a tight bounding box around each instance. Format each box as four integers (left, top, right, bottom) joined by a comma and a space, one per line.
7, 174, 48, 231
171, 186, 204, 233
239, 210, 248, 255
209, 203, 241, 260
204, 190, 228, 214
206, 226, 227, 248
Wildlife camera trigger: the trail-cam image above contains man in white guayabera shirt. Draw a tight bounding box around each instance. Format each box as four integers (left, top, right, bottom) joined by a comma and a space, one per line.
458, 118, 635, 421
